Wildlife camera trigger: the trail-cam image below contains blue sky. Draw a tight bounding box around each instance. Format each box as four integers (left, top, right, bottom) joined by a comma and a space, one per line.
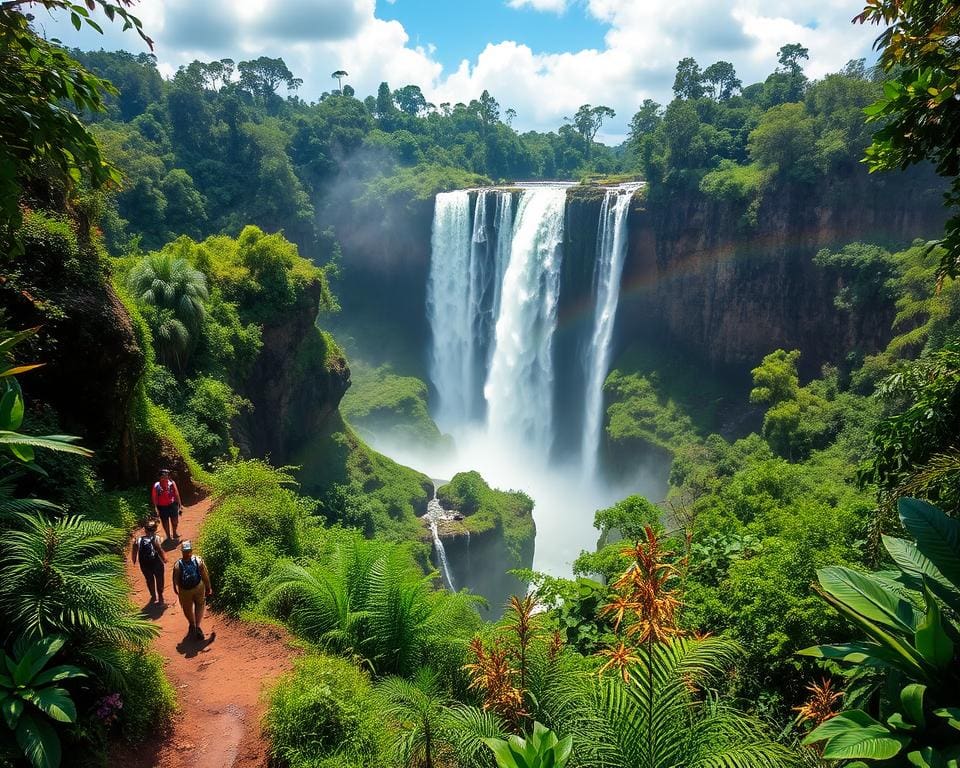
375, 0, 609, 72
37, 0, 881, 142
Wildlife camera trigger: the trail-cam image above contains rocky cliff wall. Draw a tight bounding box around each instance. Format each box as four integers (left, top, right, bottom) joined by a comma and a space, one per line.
616, 167, 947, 377
234, 278, 351, 463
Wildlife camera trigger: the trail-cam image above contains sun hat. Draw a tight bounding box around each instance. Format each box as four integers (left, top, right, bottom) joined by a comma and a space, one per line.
181, 540, 193, 552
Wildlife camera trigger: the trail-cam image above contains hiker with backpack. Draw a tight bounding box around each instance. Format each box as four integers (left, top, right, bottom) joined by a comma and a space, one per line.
152, 468, 183, 542
172, 540, 213, 640
131, 520, 167, 604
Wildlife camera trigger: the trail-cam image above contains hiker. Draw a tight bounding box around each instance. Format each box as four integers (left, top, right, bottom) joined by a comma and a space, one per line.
131, 519, 167, 604
172, 540, 213, 640
151, 468, 182, 542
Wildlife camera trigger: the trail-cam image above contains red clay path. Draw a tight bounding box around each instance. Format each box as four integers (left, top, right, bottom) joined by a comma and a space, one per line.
115, 499, 297, 768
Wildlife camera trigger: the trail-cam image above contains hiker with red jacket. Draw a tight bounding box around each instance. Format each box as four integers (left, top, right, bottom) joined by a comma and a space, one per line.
152, 468, 182, 542
131, 519, 167, 604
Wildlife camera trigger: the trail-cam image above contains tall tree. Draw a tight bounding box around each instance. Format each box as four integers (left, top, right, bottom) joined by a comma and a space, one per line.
572, 104, 616, 155
330, 69, 347, 93
673, 56, 705, 99
238, 56, 302, 101
394, 84, 428, 116
702, 60, 742, 100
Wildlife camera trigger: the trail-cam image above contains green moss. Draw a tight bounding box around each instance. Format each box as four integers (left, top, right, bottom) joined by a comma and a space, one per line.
436, 471, 535, 566
295, 412, 431, 545
341, 362, 444, 449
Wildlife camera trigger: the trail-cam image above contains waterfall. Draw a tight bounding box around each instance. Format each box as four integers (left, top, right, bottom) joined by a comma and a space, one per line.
427, 486, 456, 590
491, 191, 514, 324
485, 187, 567, 453
427, 191, 475, 429
581, 188, 635, 477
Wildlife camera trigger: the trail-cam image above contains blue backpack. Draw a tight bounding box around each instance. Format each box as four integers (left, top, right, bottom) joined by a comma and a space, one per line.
179, 557, 202, 589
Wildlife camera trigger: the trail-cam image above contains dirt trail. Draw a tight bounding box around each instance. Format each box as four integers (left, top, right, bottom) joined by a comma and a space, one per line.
116, 499, 295, 768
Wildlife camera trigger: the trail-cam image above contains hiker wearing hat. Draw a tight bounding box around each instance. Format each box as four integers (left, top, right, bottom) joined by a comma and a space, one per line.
152, 468, 182, 542
172, 540, 213, 640
131, 519, 167, 604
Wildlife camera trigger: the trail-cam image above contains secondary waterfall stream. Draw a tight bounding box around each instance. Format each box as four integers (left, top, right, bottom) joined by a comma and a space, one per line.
427, 485, 456, 590
581, 186, 636, 477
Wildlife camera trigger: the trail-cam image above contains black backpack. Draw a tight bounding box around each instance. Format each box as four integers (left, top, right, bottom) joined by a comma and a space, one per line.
178, 557, 202, 589
138, 535, 158, 562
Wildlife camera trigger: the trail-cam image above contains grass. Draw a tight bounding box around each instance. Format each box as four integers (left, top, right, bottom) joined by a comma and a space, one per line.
341, 362, 444, 450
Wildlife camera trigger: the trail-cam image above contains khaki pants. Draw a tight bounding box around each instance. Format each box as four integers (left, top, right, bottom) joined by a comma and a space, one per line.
178, 584, 205, 618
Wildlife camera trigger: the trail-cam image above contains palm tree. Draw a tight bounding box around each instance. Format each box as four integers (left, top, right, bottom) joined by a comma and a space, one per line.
0, 514, 156, 674
260, 534, 480, 677
127, 250, 208, 370
588, 637, 796, 768
377, 667, 450, 768
331, 69, 348, 93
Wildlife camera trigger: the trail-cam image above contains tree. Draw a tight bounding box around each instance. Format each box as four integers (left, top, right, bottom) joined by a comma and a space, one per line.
394, 84, 428, 116
376, 81, 397, 126
237, 56, 301, 101
330, 69, 348, 93
377, 668, 450, 768
702, 60, 742, 100
572, 104, 616, 155
127, 251, 209, 369
504, 108, 517, 126
673, 56, 705, 99
748, 103, 817, 181
854, 1, 960, 280
777, 43, 809, 76
628, 99, 662, 141
0, 0, 152, 238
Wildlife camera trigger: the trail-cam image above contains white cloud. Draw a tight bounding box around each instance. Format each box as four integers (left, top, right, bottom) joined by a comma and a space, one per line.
506, 0, 570, 13
37, 0, 881, 141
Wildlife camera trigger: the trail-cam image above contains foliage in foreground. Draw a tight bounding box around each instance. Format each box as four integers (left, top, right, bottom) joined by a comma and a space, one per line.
802, 498, 960, 766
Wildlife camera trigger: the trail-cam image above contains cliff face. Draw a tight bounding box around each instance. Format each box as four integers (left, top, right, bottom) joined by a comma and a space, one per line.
234, 278, 351, 463
616, 167, 947, 377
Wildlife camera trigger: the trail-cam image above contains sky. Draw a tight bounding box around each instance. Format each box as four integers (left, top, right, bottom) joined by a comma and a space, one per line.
34, 0, 883, 143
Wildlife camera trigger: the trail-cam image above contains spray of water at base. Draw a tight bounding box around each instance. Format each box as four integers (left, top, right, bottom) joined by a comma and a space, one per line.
363, 426, 668, 577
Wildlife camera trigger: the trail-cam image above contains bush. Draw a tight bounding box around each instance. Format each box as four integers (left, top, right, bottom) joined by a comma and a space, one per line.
115, 650, 176, 742
265, 654, 384, 768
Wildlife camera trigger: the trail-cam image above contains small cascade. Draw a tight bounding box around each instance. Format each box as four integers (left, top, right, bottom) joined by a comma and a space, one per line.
581, 186, 636, 477
485, 187, 567, 452
427, 485, 456, 591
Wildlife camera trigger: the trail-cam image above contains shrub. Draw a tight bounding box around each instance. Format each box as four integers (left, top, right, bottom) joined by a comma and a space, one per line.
115, 650, 176, 742
265, 654, 384, 768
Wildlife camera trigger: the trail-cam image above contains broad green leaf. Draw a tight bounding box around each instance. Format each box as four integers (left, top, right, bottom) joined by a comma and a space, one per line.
0, 433, 92, 457
915, 584, 954, 670
1, 694, 23, 730
23, 688, 76, 723
934, 708, 960, 731
901, 684, 927, 727
30, 666, 87, 687
815, 587, 931, 680
884, 536, 960, 615
818, 566, 922, 634
805, 710, 887, 744
555, 735, 573, 766
888, 712, 917, 732
799, 642, 909, 669
899, 499, 960, 589
15, 712, 60, 768
822, 727, 908, 760
485, 737, 523, 768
